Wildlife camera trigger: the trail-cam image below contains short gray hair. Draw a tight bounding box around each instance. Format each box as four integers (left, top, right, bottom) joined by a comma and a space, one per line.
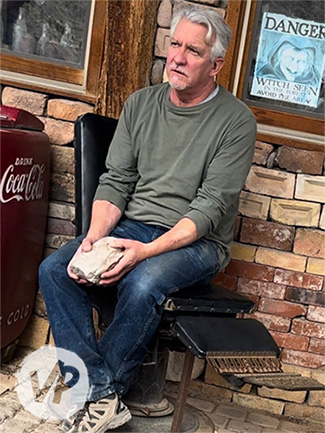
170, 5, 232, 60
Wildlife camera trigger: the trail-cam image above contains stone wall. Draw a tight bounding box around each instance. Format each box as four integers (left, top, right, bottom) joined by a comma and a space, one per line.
1, 0, 324, 421
209, 140, 325, 422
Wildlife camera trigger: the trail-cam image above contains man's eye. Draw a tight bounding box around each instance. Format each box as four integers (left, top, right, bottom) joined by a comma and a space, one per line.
171, 41, 179, 47
190, 48, 199, 55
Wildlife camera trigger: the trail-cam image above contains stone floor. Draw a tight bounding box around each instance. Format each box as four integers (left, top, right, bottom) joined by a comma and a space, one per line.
0, 347, 323, 433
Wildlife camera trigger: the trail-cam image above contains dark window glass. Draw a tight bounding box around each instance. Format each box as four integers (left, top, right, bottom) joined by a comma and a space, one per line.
1, 0, 92, 68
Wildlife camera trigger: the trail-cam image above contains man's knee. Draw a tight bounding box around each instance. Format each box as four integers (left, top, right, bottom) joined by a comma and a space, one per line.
39, 237, 82, 282
38, 251, 65, 295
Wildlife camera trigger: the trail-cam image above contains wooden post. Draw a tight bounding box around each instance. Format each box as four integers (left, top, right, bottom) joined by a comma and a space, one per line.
96, 0, 159, 119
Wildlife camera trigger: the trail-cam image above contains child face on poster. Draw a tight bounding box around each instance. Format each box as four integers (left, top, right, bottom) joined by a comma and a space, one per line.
276, 43, 314, 82
279, 46, 309, 81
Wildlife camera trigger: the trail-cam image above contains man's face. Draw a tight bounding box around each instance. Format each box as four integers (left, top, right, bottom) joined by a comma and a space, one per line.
166, 18, 222, 93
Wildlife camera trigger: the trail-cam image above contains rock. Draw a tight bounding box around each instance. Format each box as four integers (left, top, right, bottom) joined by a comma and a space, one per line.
69, 237, 124, 284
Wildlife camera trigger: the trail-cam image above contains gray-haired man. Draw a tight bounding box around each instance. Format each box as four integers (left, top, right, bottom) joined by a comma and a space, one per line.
39, 5, 256, 433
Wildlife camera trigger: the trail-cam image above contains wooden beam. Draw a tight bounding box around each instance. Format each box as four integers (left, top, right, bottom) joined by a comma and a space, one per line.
96, 0, 159, 118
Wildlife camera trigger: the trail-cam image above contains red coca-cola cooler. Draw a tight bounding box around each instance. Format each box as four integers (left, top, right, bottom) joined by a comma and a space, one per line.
0, 105, 50, 360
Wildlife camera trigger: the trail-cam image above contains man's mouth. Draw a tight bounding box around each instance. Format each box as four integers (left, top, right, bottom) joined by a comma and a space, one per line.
173, 69, 187, 76
170, 64, 188, 77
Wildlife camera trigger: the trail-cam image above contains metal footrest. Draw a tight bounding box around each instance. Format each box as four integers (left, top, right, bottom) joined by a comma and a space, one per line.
241, 374, 324, 391
207, 352, 281, 375
207, 355, 324, 391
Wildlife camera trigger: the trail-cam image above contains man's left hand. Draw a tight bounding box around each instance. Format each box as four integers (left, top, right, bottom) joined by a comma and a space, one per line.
98, 239, 149, 285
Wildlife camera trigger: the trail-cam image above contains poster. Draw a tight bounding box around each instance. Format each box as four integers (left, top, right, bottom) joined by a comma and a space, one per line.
250, 12, 325, 108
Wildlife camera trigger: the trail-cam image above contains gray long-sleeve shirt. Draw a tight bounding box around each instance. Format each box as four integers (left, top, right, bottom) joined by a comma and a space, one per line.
94, 83, 256, 268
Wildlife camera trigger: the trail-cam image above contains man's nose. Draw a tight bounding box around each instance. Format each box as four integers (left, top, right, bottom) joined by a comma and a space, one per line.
173, 47, 187, 64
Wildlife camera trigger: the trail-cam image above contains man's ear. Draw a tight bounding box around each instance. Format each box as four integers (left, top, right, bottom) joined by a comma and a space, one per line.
210, 57, 224, 77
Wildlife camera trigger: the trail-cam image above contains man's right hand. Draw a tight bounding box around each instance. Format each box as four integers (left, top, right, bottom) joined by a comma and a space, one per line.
66, 199, 123, 283
67, 237, 95, 284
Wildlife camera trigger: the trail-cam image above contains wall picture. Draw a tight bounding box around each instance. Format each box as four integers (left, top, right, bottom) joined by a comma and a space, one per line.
250, 12, 325, 108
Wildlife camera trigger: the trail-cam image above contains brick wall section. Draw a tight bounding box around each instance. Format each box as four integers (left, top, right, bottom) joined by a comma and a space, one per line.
1, 0, 324, 421
215, 128, 325, 371
213, 130, 325, 369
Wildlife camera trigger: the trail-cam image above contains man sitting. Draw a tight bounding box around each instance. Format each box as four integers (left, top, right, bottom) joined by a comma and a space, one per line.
39, 5, 256, 433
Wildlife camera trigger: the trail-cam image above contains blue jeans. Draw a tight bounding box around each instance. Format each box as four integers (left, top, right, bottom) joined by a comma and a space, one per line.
39, 218, 219, 402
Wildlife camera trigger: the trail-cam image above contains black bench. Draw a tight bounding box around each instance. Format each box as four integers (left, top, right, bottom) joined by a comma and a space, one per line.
74, 113, 322, 432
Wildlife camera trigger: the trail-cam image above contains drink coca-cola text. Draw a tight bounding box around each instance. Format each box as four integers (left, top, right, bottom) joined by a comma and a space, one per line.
0, 158, 45, 204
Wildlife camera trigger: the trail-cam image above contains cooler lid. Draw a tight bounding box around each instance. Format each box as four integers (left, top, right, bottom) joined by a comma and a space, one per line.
0, 105, 44, 131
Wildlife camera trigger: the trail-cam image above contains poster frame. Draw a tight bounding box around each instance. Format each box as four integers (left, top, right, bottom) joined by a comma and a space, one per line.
220, 0, 324, 149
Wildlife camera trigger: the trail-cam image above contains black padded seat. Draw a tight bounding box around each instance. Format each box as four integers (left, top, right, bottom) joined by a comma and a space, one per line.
74, 114, 118, 236
171, 317, 280, 358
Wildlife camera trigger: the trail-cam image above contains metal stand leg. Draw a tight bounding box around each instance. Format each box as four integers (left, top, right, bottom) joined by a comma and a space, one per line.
170, 349, 195, 433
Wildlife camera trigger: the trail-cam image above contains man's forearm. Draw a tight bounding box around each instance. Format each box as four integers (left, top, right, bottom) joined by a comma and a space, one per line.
86, 200, 123, 242
146, 217, 198, 258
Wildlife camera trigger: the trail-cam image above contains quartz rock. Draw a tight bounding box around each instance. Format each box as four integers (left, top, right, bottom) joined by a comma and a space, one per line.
69, 237, 124, 284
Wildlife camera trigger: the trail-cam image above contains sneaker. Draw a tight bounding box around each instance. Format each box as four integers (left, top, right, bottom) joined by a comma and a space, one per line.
63, 403, 90, 432
66, 394, 131, 433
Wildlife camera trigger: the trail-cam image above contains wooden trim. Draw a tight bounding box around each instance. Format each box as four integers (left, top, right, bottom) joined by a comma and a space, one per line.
0, 0, 105, 102
0, 76, 97, 104
85, 0, 107, 97
96, 0, 160, 118
218, 0, 247, 90
236, 0, 258, 101
251, 106, 324, 136
256, 131, 324, 152
0, 53, 83, 85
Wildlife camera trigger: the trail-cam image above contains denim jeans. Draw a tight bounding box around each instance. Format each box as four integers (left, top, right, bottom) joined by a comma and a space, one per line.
39, 218, 220, 402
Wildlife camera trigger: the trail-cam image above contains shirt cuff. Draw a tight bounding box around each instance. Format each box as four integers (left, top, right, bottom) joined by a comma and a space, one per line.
93, 185, 127, 213
183, 209, 211, 239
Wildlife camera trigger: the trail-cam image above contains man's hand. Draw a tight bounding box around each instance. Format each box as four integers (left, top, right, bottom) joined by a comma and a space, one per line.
67, 237, 96, 284
98, 239, 149, 285
67, 200, 123, 284
99, 217, 198, 285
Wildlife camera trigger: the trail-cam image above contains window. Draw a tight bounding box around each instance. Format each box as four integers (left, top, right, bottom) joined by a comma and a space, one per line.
0, 0, 106, 101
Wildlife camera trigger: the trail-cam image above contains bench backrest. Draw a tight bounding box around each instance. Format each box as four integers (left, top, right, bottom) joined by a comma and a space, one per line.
74, 113, 118, 236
